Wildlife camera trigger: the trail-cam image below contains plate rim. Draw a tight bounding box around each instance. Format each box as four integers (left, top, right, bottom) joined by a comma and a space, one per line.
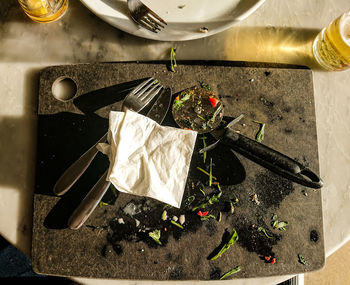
79, 0, 266, 41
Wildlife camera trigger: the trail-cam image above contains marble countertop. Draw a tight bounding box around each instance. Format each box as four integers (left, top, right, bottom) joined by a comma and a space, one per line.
0, 0, 349, 284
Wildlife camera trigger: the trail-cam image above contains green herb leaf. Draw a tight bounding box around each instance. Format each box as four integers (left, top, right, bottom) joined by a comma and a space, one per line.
200, 81, 212, 90
209, 158, 213, 186
192, 192, 222, 211
200, 214, 216, 221
99, 201, 109, 208
210, 228, 238, 260
196, 167, 217, 180
201, 136, 207, 163
271, 213, 289, 230
277, 221, 289, 231
171, 220, 184, 229
173, 92, 191, 110
210, 105, 223, 123
258, 227, 273, 239
149, 229, 162, 245
298, 254, 307, 265
219, 266, 241, 280
254, 120, 266, 142
161, 210, 167, 221
170, 47, 177, 72
185, 195, 195, 206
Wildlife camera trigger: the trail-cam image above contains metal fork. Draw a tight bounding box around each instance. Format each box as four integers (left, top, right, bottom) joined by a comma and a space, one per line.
127, 0, 167, 33
67, 78, 163, 230
53, 78, 162, 196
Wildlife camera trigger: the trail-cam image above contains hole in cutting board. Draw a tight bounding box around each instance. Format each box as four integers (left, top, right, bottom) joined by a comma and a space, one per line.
52, 76, 77, 101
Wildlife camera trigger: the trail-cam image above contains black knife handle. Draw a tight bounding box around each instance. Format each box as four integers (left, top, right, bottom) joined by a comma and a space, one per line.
222, 129, 323, 189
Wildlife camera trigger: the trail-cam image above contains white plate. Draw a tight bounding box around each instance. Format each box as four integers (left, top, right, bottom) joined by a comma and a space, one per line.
80, 0, 266, 41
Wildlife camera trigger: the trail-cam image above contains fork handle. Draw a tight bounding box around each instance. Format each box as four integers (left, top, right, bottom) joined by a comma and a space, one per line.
68, 171, 111, 230
53, 133, 108, 196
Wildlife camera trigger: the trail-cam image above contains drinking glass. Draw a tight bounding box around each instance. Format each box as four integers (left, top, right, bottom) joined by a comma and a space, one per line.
18, 0, 68, 23
313, 10, 350, 71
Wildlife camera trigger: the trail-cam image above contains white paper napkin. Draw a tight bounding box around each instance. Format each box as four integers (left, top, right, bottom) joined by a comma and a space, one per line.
97, 110, 197, 208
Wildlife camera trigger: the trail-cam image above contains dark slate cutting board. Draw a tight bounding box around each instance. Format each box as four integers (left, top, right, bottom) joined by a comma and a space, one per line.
32, 62, 324, 280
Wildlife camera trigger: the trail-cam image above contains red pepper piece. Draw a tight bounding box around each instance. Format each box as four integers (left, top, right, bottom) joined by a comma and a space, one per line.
264, 256, 271, 261
208, 97, 218, 107
271, 258, 276, 264
197, 211, 209, 217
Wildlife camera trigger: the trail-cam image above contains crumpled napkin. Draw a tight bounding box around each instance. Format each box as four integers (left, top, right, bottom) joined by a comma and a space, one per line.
97, 110, 197, 208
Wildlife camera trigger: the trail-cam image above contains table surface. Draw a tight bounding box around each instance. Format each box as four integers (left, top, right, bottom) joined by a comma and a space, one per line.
0, 0, 349, 284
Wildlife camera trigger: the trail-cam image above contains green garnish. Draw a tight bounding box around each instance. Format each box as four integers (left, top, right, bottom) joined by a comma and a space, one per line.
210, 228, 238, 260
171, 220, 184, 229
254, 120, 265, 142
161, 210, 167, 221
185, 195, 195, 206
200, 81, 212, 90
210, 105, 222, 123
271, 213, 289, 231
219, 266, 241, 280
173, 92, 191, 110
298, 254, 307, 265
197, 114, 206, 121
200, 214, 216, 221
217, 184, 222, 194
196, 167, 217, 180
149, 229, 162, 245
209, 158, 213, 186
99, 201, 109, 208
192, 192, 222, 211
199, 188, 206, 196
258, 227, 273, 239
170, 47, 177, 72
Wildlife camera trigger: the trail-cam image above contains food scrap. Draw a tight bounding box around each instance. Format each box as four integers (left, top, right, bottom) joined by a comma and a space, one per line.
298, 254, 307, 265
264, 255, 276, 264
251, 193, 260, 205
170, 47, 177, 72
201, 136, 207, 163
200, 81, 212, 90
257, 227, 273, 239
197, 210, 209, 217
208, 97, 219, 107
149, 229, 162, 245
173, 91, 191, 110
219, 266, 241, 280
253, 120, 265, 143
172, 86, 223, 134
171, 220, 184, 229
196, 167, 217, 181
200, 26, 209, 33
210, 228, 238, 260
271, 213, 289, 231
161, 210, 167, 221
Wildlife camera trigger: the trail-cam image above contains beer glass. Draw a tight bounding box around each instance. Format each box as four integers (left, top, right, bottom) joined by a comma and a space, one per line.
312, 10, 350, 71
18, 0, 68, 23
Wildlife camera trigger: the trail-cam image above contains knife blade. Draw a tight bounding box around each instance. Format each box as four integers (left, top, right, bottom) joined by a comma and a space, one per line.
68, 87, 172, 230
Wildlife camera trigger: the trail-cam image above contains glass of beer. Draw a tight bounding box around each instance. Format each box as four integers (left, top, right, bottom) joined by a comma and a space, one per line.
18, 0, 68, 23
312, 10, 350, 71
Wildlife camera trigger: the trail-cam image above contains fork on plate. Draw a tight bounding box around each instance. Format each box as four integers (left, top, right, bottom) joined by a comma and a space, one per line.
127, 0, 167, 33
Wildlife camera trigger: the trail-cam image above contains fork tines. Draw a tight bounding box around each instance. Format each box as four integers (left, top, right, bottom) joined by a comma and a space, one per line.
140, 11, 167, 33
